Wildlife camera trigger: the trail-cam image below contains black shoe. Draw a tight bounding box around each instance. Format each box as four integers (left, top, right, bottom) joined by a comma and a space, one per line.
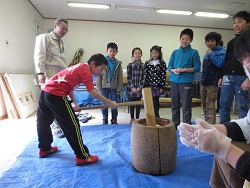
111, 120, 118, 124
103, 120, 108, 125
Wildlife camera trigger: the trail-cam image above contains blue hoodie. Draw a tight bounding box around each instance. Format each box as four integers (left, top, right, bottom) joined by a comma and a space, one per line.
168, 45, 201, 84
200, 46, 226, 86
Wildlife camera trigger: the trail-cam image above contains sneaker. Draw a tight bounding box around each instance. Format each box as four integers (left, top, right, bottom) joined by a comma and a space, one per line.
103, 120, 108, 125
85, 113, 92, 120
75, 155, 98, 166
130, 119, 134, 124
76, 112, 92, 121
111, 119, 118, 124
216, 113, 220, 117
39, 146, 58, 158
78, 114, 88, 123
52, 126, 65, 138
201, 112, 204, 115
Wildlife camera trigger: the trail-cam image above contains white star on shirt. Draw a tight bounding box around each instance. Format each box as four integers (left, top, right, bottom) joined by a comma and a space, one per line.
54, 75, 67, 84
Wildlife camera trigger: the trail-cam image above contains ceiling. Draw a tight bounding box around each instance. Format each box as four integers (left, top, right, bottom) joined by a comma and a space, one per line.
29, 0, 250, 29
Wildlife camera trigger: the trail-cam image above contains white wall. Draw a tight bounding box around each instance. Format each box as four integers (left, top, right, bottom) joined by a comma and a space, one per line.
0, 0, 44, 74
0, 0, 43, 117
44, 20, 235, 69
0, 1, 235, 74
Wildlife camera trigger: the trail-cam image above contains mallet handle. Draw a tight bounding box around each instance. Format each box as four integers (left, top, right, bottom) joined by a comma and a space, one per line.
142, 88, 156, 126
78, 100, 144, 110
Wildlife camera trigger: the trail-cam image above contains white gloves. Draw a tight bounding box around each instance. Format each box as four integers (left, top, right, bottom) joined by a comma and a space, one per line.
178, 118, 232, 162
178, 118, 213, 138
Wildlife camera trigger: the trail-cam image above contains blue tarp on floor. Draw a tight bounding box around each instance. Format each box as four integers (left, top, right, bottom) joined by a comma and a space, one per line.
73, 87, 102, 107
0, 124, 213, 188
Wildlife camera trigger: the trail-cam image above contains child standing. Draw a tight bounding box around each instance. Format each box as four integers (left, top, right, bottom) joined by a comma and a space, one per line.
178, 27, 250, 188
200, 32, 226, 124
168, 28, 201, 128
37, 53, 119, 165
144, 45, 166, 118
96, 42, 123, 124
218, 11, 250, 123
126, 47, 146, 124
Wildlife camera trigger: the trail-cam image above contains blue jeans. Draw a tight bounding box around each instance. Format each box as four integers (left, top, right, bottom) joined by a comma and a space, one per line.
101, 88, 118, 123
219, 75, 249, 123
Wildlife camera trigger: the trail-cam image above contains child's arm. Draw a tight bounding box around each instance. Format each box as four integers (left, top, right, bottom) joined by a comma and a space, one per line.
144, 61, 150, 87
208, 50, 226, 68
69, 91, 80, 112
89, 89, 119, 108
167, 52, 175, 72
96, 74, 102, 91
117, 65, 123, 92
178, 51, 201, 73
160, 61, 167, 88
140, 64, 146, 90
127, 64, 132, 90
192, 50, 201, 72
177, 67, 194, 73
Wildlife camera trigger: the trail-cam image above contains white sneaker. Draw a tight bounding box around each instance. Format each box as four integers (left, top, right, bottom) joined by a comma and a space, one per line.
51, 121, 64, 138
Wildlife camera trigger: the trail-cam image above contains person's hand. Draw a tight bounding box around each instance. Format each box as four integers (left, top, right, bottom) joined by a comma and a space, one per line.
176, 68, 186, 73
217, 78, 222, 87
178, 118, 214, 149
38, 74, 46, 85
241, 78, 250, 91
206, 48, 212, 54
171, 69, 180, 74
191, 128, 232, 162
71, 102, 80, 112
108, 101, 119, 109
132, 88, 137, 93
177, 118, 213, 140
178, 118, 231, 162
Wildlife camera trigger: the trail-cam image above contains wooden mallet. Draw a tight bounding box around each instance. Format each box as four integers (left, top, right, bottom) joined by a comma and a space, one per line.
78, 87, 156, 126
78, 100, 144, 110
142, 87, 156, 126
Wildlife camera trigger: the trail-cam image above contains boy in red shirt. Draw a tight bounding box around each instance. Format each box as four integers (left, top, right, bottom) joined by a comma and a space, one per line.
37, 53, 118, 165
